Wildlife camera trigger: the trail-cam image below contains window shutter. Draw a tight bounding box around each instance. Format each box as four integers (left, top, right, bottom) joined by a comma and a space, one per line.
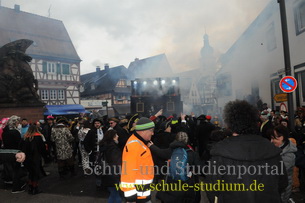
42, 61, 47, 73
57, 63, 61, 74
62, 64, 70, 75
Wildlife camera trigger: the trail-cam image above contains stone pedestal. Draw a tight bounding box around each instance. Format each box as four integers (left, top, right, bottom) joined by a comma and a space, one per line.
0, 103, 45, 122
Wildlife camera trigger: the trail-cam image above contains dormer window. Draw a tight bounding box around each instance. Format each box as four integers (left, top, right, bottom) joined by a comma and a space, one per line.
116, 79, 127, 87
91, 83, 95, 90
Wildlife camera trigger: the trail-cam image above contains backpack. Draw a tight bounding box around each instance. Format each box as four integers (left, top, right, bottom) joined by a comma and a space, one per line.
169, 147, 191, 181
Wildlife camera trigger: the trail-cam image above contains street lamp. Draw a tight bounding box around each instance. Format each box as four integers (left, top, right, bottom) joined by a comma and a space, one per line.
102, 101, 108, 116
278, 0, 294, 129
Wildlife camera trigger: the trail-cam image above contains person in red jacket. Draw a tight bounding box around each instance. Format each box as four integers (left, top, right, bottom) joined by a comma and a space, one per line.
120, 117, 155, 203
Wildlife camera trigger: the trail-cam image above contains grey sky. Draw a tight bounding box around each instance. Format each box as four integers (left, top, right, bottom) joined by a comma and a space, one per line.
2, 0, 271, 74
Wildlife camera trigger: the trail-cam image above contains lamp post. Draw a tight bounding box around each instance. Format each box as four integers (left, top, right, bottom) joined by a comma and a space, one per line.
278, 0, 295, 129
102, 101, 108, 116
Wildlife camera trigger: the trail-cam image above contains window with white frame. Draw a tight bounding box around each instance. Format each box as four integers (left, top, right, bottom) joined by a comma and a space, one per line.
50, 90, 57, 100
41, 90, 49, 100
47, 62, 56, 74
58, 90, 65, 100
294, 0, 305, 35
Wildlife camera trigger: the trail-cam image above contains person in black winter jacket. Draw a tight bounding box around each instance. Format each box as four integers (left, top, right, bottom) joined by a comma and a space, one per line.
83, 119, 104, 187
206, 100, 288, 203
151, 120, 176, 182
195, 115, 216, 160
99, 129, 122, 203
152, 120, 175, 149
20, 124, 47, 195
41, 115, 55, 163
83, 119, 104, 163
2, 116, 21, 150
108, 117, 130, 150
2, 115, 26, 193
148, 131, 203, 203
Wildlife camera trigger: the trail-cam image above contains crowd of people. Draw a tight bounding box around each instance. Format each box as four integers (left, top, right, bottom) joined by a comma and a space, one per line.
0, 100, 304, 203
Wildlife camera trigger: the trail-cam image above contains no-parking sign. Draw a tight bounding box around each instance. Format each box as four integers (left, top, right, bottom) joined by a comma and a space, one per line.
279, 76, 297, 93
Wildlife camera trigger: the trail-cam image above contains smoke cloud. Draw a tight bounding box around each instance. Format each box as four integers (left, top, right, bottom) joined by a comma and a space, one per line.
2, 0, 270, 74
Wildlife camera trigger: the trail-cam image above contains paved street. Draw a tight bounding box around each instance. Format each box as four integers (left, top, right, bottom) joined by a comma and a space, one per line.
0, 162, 304, 203
0, 162, 109, 202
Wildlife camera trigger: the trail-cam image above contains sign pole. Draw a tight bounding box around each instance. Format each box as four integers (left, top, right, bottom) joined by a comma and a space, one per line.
278, 0, 295, 130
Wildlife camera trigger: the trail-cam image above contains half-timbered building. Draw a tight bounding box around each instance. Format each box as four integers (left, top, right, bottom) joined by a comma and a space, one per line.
80, 65, 132, 117
0, 5, 81, 105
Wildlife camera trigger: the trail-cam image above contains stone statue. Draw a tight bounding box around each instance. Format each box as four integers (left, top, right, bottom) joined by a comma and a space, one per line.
0, 39, 42, 104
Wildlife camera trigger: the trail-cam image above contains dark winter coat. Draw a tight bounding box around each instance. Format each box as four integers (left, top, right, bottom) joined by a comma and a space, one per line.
41, 124, 53, 143
20, 133, 47, 181
206, 134, 288, 203
99, 141, 122, 187
0, 149, 20, 163
113, 124, 130, 150
152, 132, 176, 149
196, 121, 216, 160
151, 131, 176, 178
2, 126, 21, 150
83, 128, 99, 153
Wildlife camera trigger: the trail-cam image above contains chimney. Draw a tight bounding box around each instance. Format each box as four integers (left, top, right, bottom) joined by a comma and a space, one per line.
104, 63, 109, 71
14, 4, 20, 12
96, 66, 100, 72
135, 58, 139, 61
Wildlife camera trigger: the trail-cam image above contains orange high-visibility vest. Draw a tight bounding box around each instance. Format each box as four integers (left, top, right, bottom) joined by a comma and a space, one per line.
120, 134, 154, 201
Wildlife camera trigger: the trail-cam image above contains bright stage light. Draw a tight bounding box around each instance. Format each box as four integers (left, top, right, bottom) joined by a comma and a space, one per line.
161, 80, 165, 84
172, 79, 176, 84
134, 81, 137, 85
153, 80, 158, 85
143, 81, 147, 85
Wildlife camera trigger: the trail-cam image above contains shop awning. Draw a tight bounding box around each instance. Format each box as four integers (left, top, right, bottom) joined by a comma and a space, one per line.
44, 104, 87, 115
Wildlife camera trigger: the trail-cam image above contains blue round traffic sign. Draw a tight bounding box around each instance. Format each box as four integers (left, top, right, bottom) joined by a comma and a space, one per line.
279, 76, 297, 93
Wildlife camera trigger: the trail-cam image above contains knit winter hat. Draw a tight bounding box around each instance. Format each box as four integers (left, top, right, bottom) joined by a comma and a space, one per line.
135, 117, 155, 131
46, 115, 54, 120
206, 115, 212, 120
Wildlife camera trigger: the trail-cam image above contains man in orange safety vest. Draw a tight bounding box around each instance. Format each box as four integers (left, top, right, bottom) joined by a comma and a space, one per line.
120, 117, 155, 203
